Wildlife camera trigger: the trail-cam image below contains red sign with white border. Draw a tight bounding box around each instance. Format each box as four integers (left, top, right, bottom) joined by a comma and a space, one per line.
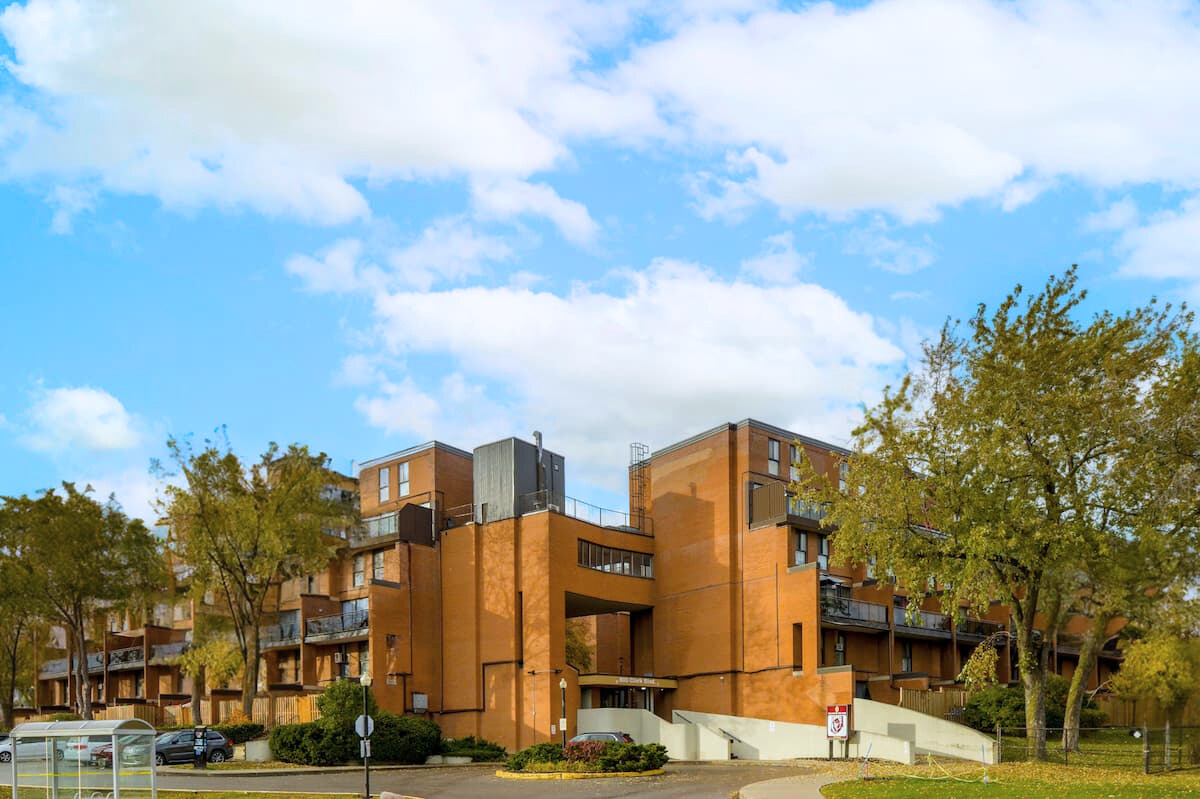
826, 704, 850, 740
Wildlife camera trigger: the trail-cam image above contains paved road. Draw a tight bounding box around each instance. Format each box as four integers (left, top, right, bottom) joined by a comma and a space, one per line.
157, 762, 823, 798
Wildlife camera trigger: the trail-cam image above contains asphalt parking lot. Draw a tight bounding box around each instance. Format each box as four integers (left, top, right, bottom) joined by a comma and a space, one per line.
157, 761, 821, 798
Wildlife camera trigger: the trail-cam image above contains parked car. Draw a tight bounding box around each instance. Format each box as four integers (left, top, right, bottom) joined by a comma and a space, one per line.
61, 734, 110, 764
150, 730, 233, 765
90, 735, 150, 769
568, 731, 634, 744
0, 737, 64, 762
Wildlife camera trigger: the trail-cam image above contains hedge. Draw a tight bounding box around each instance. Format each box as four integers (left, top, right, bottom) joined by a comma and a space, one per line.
505, 741, 667, 773
269, 713, 440, 766
442, 735, 507, 762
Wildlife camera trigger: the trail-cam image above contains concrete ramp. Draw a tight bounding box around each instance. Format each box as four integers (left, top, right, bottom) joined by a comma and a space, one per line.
578, 703, 994, 764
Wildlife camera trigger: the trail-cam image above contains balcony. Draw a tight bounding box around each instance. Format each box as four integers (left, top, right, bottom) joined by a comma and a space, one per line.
895, 609, 953, 639
262, 624, 302, 649
87, 652, 105, 673
39, 658, 68, 678
819, 591, 889, 631
108, 646, 145, 670
305, 610, 369, 643
1056, 632, 1086, 655
518, 490, 653, 536
149, 642, 189, 663
956, 618, 1005, 643
749, 481, 827, 530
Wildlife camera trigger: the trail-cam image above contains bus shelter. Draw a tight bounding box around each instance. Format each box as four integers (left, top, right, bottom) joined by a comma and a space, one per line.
6, 718, 156, 799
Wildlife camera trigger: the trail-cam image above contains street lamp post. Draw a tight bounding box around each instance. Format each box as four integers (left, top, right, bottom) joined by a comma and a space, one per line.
559, 677, 568, 747
361, 669, 373, 799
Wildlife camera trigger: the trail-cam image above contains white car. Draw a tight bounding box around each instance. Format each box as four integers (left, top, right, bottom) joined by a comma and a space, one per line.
60, 734, 110, 764
0, 736, 64, 763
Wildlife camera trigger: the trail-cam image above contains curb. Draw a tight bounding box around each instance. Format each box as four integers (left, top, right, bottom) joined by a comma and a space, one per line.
495, 768, 665, 780
161, 762, 495, 777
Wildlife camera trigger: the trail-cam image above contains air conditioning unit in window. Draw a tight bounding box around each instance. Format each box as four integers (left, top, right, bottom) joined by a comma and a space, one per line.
834, 638, 845, 652
333, 653, 346, 664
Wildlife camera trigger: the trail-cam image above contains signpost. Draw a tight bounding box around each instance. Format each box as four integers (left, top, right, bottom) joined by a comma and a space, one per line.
826, 704, 851, 760
359, 669, 373, 799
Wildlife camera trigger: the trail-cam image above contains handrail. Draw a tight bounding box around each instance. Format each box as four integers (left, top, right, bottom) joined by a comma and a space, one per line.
519, 489, 653, 535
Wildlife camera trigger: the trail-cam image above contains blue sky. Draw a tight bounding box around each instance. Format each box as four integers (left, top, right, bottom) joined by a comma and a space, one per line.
3, 0, 1200, 523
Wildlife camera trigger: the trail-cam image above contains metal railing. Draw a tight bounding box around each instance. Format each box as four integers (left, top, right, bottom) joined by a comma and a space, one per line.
305, 609, 369, 639
819, 591, 889, 626
39, 658, 68, 677
262, 624, 302, 648
895, 609, 953, 636
108, 646, 144, 667
87, 652, 104, 672
150, 642, 189, 662
788, 496, 828, 521
957, 618, 1005, 641
519, 489, 653, 535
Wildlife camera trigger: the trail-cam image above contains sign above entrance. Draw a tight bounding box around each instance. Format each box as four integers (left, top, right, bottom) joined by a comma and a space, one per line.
826, 705, 850, 740
578, 674, 678, 689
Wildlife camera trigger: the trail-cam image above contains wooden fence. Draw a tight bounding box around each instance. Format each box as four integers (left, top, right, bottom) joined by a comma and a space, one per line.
169, 694, 320, 726
898, 687, 970, 718
1097, 695, 1200, 728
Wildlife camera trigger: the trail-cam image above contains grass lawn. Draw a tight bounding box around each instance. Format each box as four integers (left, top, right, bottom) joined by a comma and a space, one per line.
166, 760, 320, 770
820, 760, 1200, 799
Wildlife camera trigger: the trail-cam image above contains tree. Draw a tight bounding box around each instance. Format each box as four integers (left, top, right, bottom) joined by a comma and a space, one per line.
1, 484, 164, 719
1111, 634, 1199, 725
175, 614, 242, 726
565, 620, 593, 673
801, 268, 1198, 759
159, 436, 350, 716
0, 551, 39, 730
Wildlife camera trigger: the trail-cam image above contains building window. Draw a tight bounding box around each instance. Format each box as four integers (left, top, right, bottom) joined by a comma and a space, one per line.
133, 672, 144, 698
817, 535, 830, 570
792, 623, 803, 671
901, 640, 913, 672
839, 461, 849, 493
372, 550, 385, 581
353, 554, 365, 587
834, 632, 846, 667
793, 529, 808, 567
379, 466, 390, 503
768, 439, 780, 476
397, 461, 410, 498
357, 642, 369, 677
790, 443, 801, 481
577, 540, 653, 578
866, 555, 877, 581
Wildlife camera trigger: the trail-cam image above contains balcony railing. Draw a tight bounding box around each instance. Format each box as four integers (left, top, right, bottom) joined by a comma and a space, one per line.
1056, 632, 1086, 654
787, 496, 828, 521
819, 591, 889, 628
519, 490, 653, 535
87, 652, 104, 673
895, 609, 953, 638
956, 618, 1005, 642
262, 624, 302, 648
149, 642, 189, 662
108, 646, 145, 669
305, 610, 369, 640
39, 658, 69, 677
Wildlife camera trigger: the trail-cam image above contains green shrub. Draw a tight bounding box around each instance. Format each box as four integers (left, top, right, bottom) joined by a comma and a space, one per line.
316, 679, 379, 730
212, 722, 265, 744
505, 742, 564, 771
370, 713, 441, 764
442, 735, 506, 761
564, 740, 607, 763
596, 742, 668, 772
269, 721, 355, 766
47, 712, 83, 722
963, 674, 1107, 733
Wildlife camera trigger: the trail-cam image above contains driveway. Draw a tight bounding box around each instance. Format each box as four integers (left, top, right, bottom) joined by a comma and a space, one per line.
157, 762, 823, 798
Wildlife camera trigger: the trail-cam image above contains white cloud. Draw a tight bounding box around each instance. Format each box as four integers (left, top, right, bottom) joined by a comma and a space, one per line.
338, 256, 903, 490
610, 0, 1200, 220
0, 0, 638, 223
844, 218, 936, 275
285, 238, 366, 294
739, 231, 808, 283
47, 184, 95, 234
81, 466, 161, 526
24, 385, 142, 453
889, 290, 930, 302
386, 218, 512, 291
471, 178, 600, 246
1083, 197, 1139, 233
1114, 196, 1200, 290
10, 1, 1200, 228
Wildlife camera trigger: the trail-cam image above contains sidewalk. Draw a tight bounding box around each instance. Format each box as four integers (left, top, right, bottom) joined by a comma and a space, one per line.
738, 773, 839, 799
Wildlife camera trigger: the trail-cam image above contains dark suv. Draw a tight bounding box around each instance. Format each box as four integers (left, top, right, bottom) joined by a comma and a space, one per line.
151, 730, 233, 765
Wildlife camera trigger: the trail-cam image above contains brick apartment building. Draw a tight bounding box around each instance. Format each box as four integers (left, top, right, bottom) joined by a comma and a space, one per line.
34, 419, 1121, 747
